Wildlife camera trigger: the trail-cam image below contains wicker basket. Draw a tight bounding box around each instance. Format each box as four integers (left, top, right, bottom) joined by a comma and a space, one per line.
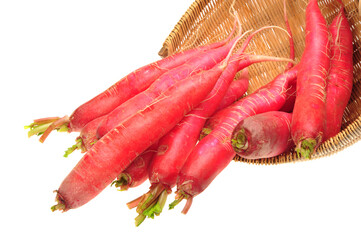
158, 0, 361, 164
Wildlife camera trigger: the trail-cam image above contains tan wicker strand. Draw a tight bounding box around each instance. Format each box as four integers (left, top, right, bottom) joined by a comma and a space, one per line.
159, 0, 361, 164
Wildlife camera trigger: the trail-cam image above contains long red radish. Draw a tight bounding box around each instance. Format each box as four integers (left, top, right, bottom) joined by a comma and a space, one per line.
231, 111, 294, 159
51, 38, 242, 212
324, 5, 353, 141
26, 30, 236, 143
291, 0, 331, 158
170, 66, 298, 214
111, 144, 158, 191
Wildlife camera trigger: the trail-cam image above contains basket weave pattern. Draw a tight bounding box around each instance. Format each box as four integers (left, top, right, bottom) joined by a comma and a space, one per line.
159, 0, 361, 164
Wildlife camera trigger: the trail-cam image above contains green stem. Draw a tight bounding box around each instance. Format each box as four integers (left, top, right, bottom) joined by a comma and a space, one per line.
130, 184, 170, 226
200, 127, 212, 140
296, 138, 317, 159
169, 195, 184, 210
231, 128, 248, 152
26, 122, 53, 137
134, 214, 146, 227
169, 190, 193, 214
64, 138, 83, 158
51, 203, 66, 212
51, 191, 67, 212
111, 173, 131, 191
25, 116, 69, 142
142, 190, 168, 218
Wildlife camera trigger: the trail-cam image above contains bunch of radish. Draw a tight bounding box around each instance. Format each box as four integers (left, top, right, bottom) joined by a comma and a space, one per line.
25, 0, 353, 226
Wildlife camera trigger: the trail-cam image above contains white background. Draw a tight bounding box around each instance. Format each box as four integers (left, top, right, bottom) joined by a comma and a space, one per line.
1, 1, 361, 239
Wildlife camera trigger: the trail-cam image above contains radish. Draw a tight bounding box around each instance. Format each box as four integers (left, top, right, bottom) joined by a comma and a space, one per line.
170, 66, 298, 214
231, 111, 294, 159
324, 4, 353, 141
291, 0, 331, 158
51, 35, 244, 212
26, 31, 236, 143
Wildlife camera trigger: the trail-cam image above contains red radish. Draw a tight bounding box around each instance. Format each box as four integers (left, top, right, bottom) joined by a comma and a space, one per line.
63, 116, 105, 157
112, 144, 158, 191
26, 32, 236, 143
215, 69, 249, 111
95, 30, 247, 139
51, 37, 243, 212
291, 0, 331, 158
170, 66, 298, 214
324, 5, 353, 141
231, 111, 294, 159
